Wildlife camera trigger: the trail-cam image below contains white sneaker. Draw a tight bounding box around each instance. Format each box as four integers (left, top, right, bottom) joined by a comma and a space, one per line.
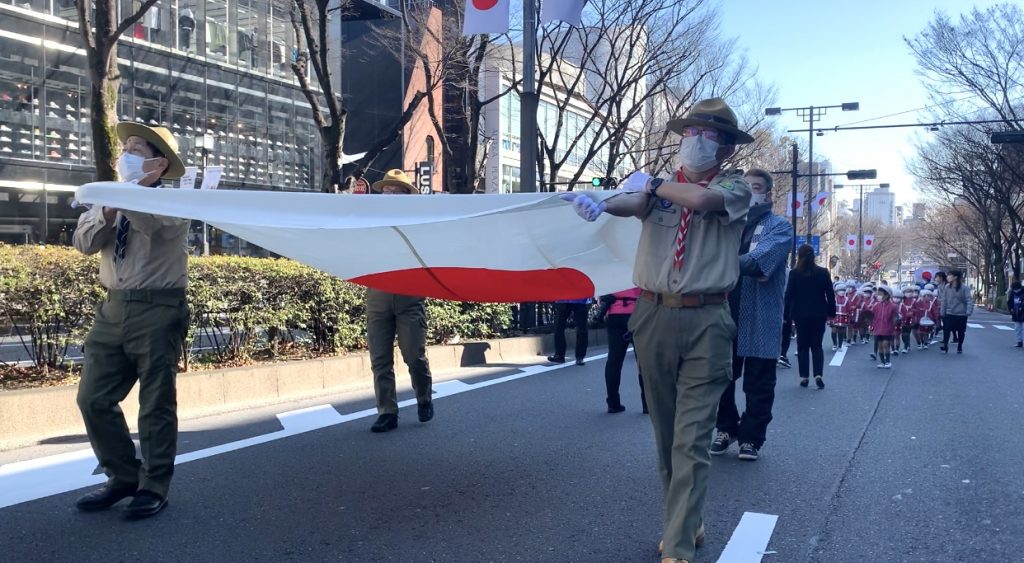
884, 363, 892, 369
877, 362, 885, 368
832, 346, 838, 352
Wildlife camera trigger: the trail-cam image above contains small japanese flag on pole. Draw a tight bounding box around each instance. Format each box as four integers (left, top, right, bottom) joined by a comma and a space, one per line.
845, 234, 857, 251
540, 0, 586, 25
811, 191, 830, 214
463, 0, 511, 36
788, 192, 806, 218
863, 235, 875, 249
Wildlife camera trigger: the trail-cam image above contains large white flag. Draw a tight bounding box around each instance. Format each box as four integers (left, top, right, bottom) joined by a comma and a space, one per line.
863, 234, 875, 250
540, 0, 585, 25
75, 183, 639, 303
463, 0, 510, 36
845, 234, 857, 252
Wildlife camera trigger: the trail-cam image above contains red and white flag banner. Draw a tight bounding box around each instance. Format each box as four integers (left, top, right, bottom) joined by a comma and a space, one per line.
811, 191, 830, 213
845, 234, 857, 251
863, 234, 875, 249
540, 0, 586, 26
787, 192, 805, 218
75, 183, 639, 303
463, 0, 510, 36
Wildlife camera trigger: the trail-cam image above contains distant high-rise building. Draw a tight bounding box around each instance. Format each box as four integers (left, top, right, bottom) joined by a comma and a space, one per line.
913, 202, 926, 219
864, 185, 895, 225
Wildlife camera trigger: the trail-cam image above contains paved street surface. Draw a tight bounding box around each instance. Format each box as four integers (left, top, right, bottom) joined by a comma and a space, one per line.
2, 310, 1023, 562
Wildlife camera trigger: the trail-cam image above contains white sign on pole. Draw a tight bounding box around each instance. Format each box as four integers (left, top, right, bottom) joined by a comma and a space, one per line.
200, 166, 223, 190
179, 166, 198, 190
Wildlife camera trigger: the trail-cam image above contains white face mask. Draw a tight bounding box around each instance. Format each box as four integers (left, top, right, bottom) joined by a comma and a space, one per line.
678, 135, 720, 173
749, 192, 769, 207
117, 153, 158, 183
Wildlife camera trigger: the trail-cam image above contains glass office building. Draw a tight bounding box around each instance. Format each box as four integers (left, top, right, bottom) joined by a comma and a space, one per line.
0, 0, 405, 248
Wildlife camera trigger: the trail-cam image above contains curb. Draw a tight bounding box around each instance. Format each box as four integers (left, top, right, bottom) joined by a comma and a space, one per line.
0, 329, 606, 451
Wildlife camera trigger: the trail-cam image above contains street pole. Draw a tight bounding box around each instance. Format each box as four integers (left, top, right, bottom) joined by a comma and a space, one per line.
790, 143, 798, 268
857, 183, 864, 279
806, 107, 814, 240
520, 0, 538, 193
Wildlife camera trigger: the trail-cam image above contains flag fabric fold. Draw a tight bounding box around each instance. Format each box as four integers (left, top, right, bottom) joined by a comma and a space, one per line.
540, 0, 585, 25
75, 182, 640, 303
463, 0, 511, 36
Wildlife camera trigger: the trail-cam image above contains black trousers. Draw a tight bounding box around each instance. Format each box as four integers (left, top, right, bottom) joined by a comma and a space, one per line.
716, 355, 777, 448
604, 314, 646, 410
942, 314, 968, 349
553, 302, 590, 360
794, 317, 827, 379
780, 320, 792, 357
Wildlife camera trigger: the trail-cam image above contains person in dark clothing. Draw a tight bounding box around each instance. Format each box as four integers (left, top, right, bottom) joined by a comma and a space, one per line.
596, 289, 647, 413
939, 270, 973, 354
1009, 280, 1024, 347
783, 244, 835, 389
548, 298, 592, 365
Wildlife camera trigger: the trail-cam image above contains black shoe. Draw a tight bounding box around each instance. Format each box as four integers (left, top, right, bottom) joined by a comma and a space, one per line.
1016, 342, 1022, 348
940, 345, 948, 353
777, 356, 791, 369
417, 402, 434, 423
547, 355, 566, 363
709, 431, 733, 456
738, 442, 759, 461
642, 405, 649, 414
123, 490, 166, 520
870, 353, 877, 360
75, 484, 137, 511
815, 376, 825, 390
957, 348, 963, 354
607, 404, 625, 414
799, 378, 809, 387
371, 413, 398, 433
575, 358, 585, 366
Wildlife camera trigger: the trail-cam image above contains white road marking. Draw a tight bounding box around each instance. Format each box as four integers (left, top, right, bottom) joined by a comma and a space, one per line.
717, 512, 780, 563
0, 352, 611, 509
829, 344, 848, 367
967, 323, 984, 329
995, 325, 1014, 331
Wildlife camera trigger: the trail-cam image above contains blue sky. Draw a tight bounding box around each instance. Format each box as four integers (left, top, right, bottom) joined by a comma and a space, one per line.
718, 0, 1019, 208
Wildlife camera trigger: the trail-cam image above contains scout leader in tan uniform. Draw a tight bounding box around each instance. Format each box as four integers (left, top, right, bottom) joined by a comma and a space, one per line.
366, 169, 434, 433
72, 123, 191, 520
561, 98, 753, 563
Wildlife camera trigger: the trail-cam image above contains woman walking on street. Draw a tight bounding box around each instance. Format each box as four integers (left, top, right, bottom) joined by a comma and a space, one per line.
784, 244, 836, 389
597, 288, 647, 414
939, 270, 973, 354
1009, 280, 1024, 347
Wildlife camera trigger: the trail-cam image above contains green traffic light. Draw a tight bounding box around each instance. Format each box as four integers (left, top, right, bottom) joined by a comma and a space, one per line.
592, 177, 602, 187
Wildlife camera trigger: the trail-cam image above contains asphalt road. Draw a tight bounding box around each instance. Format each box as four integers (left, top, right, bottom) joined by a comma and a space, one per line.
1, 310, 1022, 562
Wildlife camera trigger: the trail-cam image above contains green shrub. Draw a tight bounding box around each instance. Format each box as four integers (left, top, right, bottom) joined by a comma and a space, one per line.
0, 245, 514, 371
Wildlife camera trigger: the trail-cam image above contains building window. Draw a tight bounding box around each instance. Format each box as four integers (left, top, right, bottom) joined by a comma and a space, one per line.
501, 164, 520, 193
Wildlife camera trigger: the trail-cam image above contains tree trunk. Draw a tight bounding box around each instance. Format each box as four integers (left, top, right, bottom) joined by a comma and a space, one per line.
321, 122, 344, 193
89, 60, 120, 181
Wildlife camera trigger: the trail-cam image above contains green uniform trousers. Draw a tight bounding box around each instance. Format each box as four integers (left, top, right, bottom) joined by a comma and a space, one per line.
76, 288, 189, 499
366, 289, 432, 415
629, 299, 735, 561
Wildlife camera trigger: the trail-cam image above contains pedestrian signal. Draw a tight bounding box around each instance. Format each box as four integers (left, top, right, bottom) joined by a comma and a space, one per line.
591, 177, 618, 188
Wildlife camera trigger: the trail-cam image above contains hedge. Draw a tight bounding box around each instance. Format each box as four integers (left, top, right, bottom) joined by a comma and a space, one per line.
0, 244, 513, 371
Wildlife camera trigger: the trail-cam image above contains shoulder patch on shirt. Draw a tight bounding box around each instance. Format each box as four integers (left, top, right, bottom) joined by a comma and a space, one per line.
717, 179, 736, 191
659, 198, 673, 209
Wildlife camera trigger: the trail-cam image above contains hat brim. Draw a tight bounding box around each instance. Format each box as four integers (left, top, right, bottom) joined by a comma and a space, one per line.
371, 179, 417, 194
116, 122, 186, 180
666, 118, 755, 145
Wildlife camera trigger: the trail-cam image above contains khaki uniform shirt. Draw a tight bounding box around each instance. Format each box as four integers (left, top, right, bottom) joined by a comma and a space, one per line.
73, 201, 190, 290
633, 172, 751, 295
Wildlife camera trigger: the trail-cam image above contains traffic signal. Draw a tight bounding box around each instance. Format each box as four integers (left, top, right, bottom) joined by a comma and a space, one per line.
991, 131, 1024, 144
846, 169, 877, 180
591, 176, 618, 188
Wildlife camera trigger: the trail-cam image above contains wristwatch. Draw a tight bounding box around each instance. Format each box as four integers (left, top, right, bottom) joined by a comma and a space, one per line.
648, 177, 665, 197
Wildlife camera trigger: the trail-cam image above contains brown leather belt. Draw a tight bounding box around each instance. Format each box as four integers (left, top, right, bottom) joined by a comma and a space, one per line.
640, 290, 727, 308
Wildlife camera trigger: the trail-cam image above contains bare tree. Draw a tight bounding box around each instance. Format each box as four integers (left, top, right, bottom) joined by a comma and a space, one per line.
290, 0, 351, 193
75, 0, 160, 181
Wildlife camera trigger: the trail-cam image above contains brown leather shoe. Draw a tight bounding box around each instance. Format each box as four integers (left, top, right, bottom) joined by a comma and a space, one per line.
657, 525, 704, 555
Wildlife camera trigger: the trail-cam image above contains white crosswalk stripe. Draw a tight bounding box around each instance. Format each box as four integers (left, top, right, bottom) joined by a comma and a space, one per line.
967, 323, 984, 329
995, 325, 1014, 331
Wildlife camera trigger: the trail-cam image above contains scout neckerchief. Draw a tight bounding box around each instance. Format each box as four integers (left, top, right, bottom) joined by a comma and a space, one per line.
672, 170, 716, 270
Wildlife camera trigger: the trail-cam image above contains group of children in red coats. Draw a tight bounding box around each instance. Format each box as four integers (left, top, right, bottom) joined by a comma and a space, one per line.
829, 280, 941, 368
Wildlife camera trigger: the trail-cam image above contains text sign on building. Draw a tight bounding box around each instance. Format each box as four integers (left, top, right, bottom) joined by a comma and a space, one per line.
417, 161, 433, 194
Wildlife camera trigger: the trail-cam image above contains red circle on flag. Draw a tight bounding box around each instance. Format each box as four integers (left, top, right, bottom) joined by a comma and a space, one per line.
473, 0, 499, 9
865, 240, 873, 246
848, 238, 855, 245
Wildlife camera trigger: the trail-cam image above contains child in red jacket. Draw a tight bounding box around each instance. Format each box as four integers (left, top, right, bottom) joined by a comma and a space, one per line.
868, 286, 899, 368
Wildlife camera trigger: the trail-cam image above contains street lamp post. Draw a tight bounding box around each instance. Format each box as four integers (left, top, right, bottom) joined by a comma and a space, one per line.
766, 102, 859, 240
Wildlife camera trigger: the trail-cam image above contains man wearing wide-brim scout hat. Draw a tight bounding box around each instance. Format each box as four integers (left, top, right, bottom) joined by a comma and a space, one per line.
666, 97, 756, 146
114, 122, 186, 182
71, 121, 192, 520
371, 169, 417, 194
365, 165, 434, 433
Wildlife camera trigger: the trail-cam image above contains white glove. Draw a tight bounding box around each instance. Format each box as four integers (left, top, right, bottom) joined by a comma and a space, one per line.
559, 193, 607, 222
620, 171, 652, 193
